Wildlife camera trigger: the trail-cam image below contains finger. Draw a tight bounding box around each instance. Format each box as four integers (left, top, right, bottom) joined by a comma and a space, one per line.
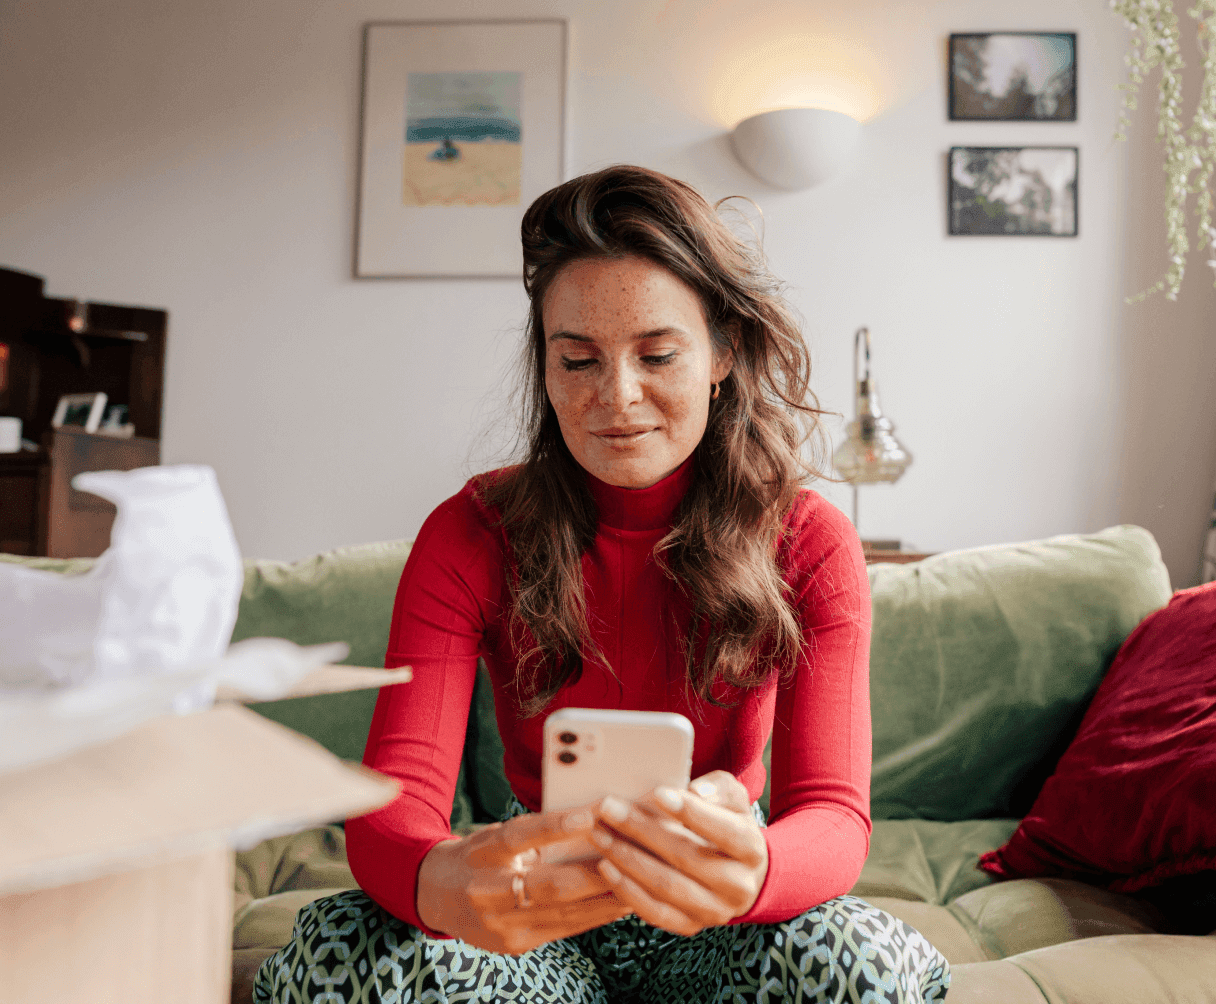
602, 793, 764, 870
597, 858, 704, 937
516, 891, 630, 932
467, 804, 598, 866
490, 899, 634, 955
688, 771, 751, 812
598, 800, 712, 870
592, 827, 732, 928
649, 788, 768, 866
512, 858, 616, 905
484, 892, 629, 942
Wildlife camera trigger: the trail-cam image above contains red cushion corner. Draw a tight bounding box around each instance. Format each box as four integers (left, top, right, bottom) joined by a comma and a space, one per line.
981, 581, 1216, 893
976, 848, 1015, 880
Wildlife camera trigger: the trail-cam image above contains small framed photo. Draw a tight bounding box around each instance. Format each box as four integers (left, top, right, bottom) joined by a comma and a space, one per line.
949, 146, 1078, 236
355, 19, 567, 278
98, 403, 135, 438
949, 33, 1076, 121
51, 391, 109, 433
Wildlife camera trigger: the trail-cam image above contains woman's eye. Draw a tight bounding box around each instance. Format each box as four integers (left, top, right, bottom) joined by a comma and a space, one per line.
643, 352, 677, 366
561, 357, 596, 372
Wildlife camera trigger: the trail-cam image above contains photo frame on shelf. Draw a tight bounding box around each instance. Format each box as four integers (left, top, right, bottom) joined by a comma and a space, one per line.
51, 392, 108, 433
355, 19, 567, 279
948, 146, 1078, 236
949, 33, 1076, 121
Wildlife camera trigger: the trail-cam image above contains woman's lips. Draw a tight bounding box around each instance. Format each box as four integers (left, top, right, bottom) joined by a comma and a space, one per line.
593, 427, 655, 445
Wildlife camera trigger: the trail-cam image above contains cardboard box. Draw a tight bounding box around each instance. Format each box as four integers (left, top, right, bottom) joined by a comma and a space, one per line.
0, 665, 409, 1004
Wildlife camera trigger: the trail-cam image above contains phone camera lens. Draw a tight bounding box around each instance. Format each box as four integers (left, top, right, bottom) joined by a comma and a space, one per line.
558, 731, 578, 745
557, 750, 577, 765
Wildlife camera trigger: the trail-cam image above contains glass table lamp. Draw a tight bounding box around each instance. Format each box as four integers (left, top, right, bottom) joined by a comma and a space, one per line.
832, 327, 913, 536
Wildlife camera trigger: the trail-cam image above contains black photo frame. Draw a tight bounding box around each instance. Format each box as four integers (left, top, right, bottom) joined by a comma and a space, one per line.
949, 33, 1076, 121
948, 146, 1079, 236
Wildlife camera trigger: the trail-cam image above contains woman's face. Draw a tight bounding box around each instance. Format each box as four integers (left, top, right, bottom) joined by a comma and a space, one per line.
543, 255, 733, 489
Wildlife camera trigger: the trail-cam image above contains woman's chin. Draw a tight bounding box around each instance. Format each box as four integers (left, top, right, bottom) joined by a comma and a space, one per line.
583, 455, 679, 490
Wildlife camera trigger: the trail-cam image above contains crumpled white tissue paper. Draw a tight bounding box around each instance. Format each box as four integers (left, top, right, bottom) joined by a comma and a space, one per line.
0, 464, 351, 774
1, 465, 243, 689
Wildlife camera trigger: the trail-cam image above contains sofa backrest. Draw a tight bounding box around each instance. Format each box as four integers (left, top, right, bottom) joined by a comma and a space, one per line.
228, 524, 1170, 825
228, 538, 414, 762
865, 524, 1170, 821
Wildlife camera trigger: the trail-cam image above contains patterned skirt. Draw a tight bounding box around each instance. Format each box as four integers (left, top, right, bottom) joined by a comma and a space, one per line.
254, 803, 950, 1004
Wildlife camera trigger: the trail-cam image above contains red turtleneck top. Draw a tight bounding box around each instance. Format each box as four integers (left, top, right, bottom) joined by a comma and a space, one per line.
346, 460, 872, 932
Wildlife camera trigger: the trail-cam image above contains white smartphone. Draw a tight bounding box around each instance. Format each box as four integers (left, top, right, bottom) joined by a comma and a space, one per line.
540, 707, 694, 863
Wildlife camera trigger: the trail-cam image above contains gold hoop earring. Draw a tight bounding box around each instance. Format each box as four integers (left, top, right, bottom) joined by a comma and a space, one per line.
711, 382, 720, 401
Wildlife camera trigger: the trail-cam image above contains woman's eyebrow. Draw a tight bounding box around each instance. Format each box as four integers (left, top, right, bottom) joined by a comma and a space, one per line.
547, 327, 687, 343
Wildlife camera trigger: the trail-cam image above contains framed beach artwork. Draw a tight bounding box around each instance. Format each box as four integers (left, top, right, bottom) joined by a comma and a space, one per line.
355, 20, 567, 278
949, 33, 1076, 121
949, 146, 1078, 236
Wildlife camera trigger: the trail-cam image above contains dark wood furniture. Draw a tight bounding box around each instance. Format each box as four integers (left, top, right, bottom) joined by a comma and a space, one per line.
0, 267, 166, 557
864, 547, 935, 565
865, 550, 936, 565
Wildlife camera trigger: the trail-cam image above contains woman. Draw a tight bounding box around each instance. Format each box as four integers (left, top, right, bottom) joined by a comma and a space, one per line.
255, 166, 949, 1003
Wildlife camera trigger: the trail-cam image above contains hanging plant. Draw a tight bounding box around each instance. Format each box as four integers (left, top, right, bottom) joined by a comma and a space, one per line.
1111, 0, 1216, 301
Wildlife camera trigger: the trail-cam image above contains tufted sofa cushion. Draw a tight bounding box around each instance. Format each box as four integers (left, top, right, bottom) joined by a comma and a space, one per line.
945, 931, 1216, 1003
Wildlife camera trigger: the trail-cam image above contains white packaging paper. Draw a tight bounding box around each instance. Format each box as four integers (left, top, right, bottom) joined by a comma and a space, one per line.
0, 465, 243, 689
0, 465, 355, 773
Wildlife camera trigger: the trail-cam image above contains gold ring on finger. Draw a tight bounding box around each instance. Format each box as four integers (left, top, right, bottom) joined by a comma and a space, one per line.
511, 873, 531, 909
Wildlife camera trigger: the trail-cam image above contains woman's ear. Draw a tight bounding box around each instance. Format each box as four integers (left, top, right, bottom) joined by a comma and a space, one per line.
711, 350, 734, 384
711, 321, 738, 383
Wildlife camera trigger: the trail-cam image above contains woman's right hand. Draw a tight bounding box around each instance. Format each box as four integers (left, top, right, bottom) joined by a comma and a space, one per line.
415, 805, 631, 955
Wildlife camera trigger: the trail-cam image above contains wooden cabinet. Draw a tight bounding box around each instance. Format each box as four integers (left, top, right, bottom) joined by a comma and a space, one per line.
0, 451, 42, 556
0, 267, 166, 557
40, 428, 160, 557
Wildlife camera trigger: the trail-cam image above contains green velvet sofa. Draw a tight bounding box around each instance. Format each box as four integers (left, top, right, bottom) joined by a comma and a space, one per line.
9, 525, 1216, 1002
223, 523, 1216, 1003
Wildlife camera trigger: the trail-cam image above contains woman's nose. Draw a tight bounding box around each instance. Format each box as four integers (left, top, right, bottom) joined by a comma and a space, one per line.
598, 361, 644, 408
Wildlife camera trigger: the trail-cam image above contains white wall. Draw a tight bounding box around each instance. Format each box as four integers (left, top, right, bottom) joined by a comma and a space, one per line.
2, 0, 1214, 586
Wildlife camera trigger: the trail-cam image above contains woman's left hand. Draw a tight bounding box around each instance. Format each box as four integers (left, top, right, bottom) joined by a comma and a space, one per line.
589, 770, 769, 936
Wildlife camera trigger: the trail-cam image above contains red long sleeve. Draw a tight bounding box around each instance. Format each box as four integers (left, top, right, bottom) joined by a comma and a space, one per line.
345, 461, 872, 932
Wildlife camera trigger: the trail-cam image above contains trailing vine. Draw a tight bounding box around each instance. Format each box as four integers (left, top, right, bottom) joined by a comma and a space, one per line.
1111, 0, 1216, 301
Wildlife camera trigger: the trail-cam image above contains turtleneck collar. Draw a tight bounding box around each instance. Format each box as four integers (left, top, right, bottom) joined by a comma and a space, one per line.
586, 456, 695, 532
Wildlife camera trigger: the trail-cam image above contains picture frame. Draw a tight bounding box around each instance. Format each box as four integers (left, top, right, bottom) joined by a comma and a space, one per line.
51, 392, 108, 433
948, 146, 1079, 236
949, 33, 1076, 121
355, 19, 567, 279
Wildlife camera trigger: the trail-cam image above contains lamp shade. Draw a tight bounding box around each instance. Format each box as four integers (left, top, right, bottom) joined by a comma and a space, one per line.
833, 327, 912, 484
730, 108, 861, 191
833, 407, 913, 483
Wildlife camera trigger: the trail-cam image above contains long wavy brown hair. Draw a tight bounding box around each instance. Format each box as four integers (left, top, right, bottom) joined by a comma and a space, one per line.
477, 165, 830, 716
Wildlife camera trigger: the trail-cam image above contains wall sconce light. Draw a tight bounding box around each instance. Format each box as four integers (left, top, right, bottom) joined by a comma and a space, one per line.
730, 108, 861, 191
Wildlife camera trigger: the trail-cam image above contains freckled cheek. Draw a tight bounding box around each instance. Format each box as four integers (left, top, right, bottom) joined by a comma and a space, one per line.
647, 393, 684, 432
661, 394, 709, 446
545, 370, 589, 428
651, 370, 704, 422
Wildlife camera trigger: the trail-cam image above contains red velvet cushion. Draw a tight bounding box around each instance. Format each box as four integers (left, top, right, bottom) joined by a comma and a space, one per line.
979, 581, 1216, 892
